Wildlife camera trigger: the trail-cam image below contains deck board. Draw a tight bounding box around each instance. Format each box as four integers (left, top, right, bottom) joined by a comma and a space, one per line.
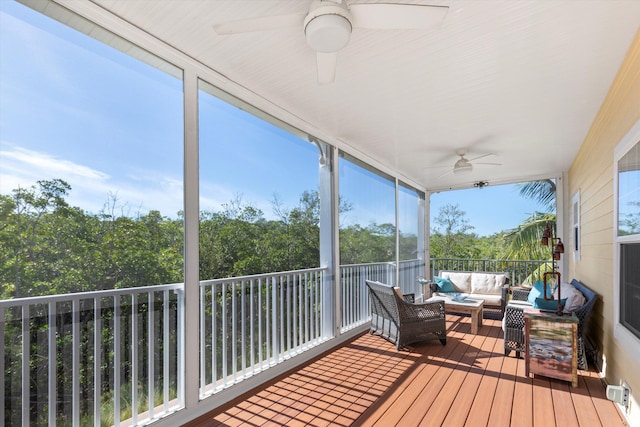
185, 316, 628, 427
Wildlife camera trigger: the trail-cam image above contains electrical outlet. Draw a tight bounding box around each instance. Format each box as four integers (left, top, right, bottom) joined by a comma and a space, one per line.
606, 384, 630, 408
621, 381, 631, 413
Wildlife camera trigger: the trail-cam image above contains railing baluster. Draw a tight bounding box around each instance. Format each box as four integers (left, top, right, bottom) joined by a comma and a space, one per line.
287, 274, 292, 355
50, 301, 57, 427
148, 291, 155, 419
114, 295, 121, 427
241, 280, 246, 377
222, 282, 227, 387
200, 284, 205, 393
131, 294, 138, 426
212, 284, 216, 390
266, 277, 270, 368
163, 290, 169, 412
250, 278, 255, 375
0, 307, 4, 425
175, 287, 185, 408
258, 278, 263, 369
231, 281, 237, 382
280, 276, 285, 361
72, 299, 80, 426
271, 276, 277, 365
22, 304, 29, 426
94, 298, 101, 427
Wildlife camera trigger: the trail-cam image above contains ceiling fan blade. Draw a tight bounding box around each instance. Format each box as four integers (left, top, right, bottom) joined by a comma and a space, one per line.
214, 12, 304, 35
474, 162, 502, 166
349, 4, 448, 30
437, 169, 455, 179
317, 52, 337, 85
467, 153, 495, 162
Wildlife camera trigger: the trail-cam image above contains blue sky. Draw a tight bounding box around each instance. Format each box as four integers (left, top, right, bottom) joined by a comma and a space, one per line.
0, 0, 547, 237
430, 184, 547, 236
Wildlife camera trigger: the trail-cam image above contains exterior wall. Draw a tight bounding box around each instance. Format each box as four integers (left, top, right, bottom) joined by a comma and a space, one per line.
568, 29, 640, 424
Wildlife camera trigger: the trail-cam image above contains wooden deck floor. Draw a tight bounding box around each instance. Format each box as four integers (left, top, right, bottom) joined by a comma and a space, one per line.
186, 315, 628, 427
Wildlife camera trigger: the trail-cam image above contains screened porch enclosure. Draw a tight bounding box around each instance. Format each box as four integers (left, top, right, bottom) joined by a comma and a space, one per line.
3, 0, 639, 426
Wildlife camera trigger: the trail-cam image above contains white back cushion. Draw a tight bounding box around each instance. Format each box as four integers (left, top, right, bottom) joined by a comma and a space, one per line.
471, 273, 507, 294
440, 272, 471, 293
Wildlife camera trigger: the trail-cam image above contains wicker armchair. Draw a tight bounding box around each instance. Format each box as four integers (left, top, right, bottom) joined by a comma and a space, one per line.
503, 279, 597, 369
366, 280, 446, 350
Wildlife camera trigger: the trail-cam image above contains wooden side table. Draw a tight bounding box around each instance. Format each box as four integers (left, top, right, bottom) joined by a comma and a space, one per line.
524, 308, 578, 387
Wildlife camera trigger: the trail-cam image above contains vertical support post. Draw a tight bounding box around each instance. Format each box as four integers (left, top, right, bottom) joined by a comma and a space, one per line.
182, 68, 200, 411
425, 192, 432, 282
394, 178, 400, 287
318, 141, 338, 339
417, 191, 426, 299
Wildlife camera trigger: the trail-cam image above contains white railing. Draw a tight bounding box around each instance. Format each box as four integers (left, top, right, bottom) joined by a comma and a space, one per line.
0, 284, 183, 427
430, 258, 550, 285
198, 267, 327, 398
339, 259, 425, 331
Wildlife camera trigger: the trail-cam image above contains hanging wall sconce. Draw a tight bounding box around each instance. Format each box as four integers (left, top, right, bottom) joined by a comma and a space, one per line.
541, 222, 564, 315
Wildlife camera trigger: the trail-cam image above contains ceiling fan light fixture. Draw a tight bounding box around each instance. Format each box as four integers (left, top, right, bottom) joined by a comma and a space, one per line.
304, 4, 352, 53
453, 163, 472, 174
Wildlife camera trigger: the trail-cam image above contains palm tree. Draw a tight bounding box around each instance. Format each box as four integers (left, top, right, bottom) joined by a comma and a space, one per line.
502, 212, 556, 260
517, 179, 556, 212
500, 180, 557, 283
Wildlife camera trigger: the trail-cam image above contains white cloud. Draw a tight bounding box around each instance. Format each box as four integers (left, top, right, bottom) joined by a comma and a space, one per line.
1, 145, 110, 181
0, 143, 185, 217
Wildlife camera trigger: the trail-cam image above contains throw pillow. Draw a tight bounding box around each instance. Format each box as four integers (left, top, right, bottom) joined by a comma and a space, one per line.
435, 276, 455, 293
553, 282, 586, 312
527, 281, 553, 304
534, 297, 567, 311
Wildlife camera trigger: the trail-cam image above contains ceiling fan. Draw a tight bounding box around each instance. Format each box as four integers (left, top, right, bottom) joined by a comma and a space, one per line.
213, 0, 448, 84
436, 150, 502, 178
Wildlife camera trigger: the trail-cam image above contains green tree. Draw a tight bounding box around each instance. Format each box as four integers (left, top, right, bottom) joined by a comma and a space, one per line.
430, 203, 476, 258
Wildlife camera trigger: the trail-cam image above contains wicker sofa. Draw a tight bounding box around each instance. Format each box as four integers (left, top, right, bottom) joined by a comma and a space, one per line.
503, 278, 597, 369
428, 271, 510, 318
366, 280, 447, 350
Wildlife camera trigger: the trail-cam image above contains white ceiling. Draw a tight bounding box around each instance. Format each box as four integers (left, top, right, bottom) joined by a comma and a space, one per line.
90, 0, 640, 191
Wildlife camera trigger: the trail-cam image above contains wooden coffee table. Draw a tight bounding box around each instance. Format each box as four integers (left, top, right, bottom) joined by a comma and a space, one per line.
427, 296, 484, 334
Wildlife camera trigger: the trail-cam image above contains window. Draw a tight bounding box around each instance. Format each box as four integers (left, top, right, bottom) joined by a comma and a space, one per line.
614, 120, 640, 359
0, 2, 184, 424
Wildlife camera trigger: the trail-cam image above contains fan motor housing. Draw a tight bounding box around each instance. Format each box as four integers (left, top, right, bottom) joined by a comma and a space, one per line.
304, 2, 352, 52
